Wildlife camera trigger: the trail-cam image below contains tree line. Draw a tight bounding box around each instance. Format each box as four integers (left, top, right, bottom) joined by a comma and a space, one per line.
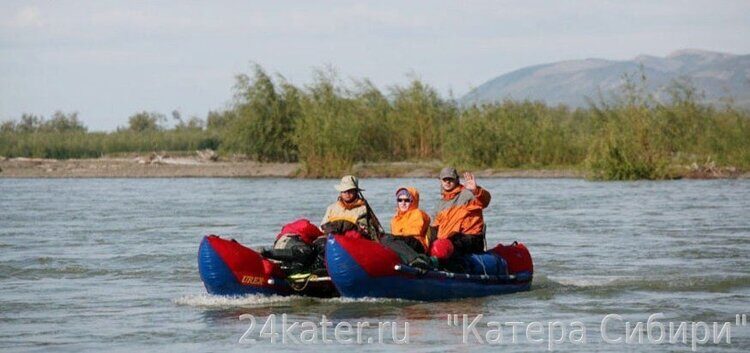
1, 65, 748, 179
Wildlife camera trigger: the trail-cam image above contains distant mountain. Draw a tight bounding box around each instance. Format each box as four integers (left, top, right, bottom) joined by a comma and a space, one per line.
461, 49, 750, 109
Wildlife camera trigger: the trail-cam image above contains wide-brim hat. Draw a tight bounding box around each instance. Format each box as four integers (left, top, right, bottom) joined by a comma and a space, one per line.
334, 175, 363, 192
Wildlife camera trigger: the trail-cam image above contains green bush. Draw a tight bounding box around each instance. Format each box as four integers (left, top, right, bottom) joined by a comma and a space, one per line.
222, 65, 298, 162
288, 72, 398, 176
388, 79, 455, 160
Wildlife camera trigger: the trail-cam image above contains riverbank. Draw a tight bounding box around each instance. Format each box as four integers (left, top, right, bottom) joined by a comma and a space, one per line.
0, 155, 297, 178
1, 155, 747, 179
0, 157, 578, 178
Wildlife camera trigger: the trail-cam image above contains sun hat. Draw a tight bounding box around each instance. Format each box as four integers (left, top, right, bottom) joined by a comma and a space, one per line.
334, 175, 363, 192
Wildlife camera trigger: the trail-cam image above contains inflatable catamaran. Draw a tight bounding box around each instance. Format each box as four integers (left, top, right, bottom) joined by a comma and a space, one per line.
198, 232, 533, 301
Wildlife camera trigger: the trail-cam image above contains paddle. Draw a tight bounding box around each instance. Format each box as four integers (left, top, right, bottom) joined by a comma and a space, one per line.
357, 189, 385, 242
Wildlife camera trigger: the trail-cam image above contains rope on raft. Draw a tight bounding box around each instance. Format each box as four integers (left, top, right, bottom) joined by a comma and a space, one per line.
286, 274, 332, 292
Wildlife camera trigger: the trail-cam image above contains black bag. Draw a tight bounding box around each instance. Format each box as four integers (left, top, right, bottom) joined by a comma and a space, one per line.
263, 235, 315, 265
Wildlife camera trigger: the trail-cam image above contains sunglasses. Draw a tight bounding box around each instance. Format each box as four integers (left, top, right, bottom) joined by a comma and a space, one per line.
441, 178, 457, 183
397, 198, 412, 203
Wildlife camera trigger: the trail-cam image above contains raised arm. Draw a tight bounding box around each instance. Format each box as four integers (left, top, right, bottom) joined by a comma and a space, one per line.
465, 172, 491, 208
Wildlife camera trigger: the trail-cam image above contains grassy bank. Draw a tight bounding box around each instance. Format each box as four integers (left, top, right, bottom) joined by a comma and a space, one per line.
1, 67, 748, 180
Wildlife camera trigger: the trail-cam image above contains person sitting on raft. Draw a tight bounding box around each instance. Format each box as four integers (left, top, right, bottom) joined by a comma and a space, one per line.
380, 186, 437, 269
429, 167, 491, 262
390, 187, 430, 253
320, 175, 382, 239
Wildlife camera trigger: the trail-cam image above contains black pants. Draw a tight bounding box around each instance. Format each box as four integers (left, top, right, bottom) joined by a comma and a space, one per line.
450, 233, 486, 256
381, 235, 426, 264
398, 236, 426, 254
439, 233, 486, 273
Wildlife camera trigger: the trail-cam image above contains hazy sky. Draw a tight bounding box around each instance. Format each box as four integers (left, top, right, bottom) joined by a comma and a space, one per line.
2, 1, 749, 131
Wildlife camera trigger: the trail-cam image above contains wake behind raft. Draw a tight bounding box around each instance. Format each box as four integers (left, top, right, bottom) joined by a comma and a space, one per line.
198, 224, 533, 301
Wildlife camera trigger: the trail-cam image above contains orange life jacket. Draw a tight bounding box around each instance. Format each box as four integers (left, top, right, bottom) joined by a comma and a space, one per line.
390, 187, 430, 248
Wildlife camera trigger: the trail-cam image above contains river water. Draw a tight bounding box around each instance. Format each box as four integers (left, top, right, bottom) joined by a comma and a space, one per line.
1, 178, 748, 352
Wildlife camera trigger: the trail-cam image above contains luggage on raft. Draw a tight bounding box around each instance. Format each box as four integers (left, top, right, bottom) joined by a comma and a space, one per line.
325, 234, 533, 301
198, 235, 338, 298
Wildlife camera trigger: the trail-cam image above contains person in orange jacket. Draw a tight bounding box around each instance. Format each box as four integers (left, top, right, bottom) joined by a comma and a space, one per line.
390, 187, 431, 253
430, 167, 491, 261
